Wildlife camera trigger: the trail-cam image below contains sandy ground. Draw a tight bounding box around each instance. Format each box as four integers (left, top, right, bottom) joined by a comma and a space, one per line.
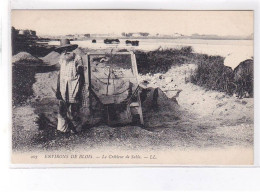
12, 63, 253, 156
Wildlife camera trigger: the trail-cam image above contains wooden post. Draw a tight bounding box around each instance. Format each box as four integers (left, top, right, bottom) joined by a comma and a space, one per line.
131, 52, 144, 125
87, 54, 93, 123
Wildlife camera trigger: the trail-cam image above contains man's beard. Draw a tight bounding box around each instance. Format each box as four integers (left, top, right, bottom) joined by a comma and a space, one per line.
61, 52, 75, 62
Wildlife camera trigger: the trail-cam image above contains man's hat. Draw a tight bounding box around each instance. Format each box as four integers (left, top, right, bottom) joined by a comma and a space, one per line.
55, 39, 78, 52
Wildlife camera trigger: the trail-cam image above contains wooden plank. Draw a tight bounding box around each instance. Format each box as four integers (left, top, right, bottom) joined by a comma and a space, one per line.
87, 54, 93, 122
137, 89, 144, 125
130, 52, 140, 85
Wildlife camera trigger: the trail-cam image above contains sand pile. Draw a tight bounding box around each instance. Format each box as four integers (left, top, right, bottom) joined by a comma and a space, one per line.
74, 47, 86, 56
12, 52, 43, 65
12, 64, 36, 106
40, 51, 60, 66
33, 71, 58, 100
141, 87, 181, 128
139, 64, 253, 123
140, 64, 197, 98
12, 52, 41, 105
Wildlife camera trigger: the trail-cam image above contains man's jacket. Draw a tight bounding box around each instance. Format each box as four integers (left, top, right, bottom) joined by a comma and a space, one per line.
56, 53, 84, 103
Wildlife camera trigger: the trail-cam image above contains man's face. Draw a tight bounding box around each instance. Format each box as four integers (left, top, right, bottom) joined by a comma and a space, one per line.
63, 49, 71, 55
62, 49, 74, 60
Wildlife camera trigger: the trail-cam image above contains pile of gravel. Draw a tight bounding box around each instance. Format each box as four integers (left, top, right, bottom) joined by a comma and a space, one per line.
40, 51, 60, 66
12, 52, 43, 65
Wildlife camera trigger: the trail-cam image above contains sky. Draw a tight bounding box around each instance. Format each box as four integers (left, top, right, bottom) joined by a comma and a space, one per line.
12, 10, 253, 36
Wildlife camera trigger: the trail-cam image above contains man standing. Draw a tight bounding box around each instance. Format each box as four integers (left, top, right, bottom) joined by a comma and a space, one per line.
55, 39, 85, 133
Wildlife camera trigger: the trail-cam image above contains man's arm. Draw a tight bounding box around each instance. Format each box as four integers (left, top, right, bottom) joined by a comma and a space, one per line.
75, 55, 83, 68
75, 55, 85, 84
75, 55, 85, 102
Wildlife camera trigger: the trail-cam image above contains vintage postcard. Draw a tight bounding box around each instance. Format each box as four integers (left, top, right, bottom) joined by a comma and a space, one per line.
11, 10, 254, 165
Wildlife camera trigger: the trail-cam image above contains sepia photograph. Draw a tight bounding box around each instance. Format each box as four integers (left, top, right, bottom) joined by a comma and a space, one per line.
11, 10, 254, 165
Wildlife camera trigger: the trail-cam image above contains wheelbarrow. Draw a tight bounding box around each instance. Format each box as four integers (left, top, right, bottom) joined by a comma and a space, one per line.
86, 51, 144, 126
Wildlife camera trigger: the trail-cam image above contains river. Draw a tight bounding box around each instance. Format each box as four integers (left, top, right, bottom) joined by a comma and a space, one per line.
47, 38, 253, 58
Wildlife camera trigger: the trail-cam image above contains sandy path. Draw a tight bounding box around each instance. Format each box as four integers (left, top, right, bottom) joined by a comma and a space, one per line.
138, 64, 253, 149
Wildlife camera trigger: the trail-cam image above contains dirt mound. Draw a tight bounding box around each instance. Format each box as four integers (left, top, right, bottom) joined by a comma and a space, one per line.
12, 52, 41, 105
139, 64, 253, 124
33, 71, 58, 99
13, 66, 36, 105
141, 87, 181, 128
234, 59, 253, 98
40, 51, 60, 66
12, 52, 42, 65
73, 47, 86, 56
142, 87, 178, 110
